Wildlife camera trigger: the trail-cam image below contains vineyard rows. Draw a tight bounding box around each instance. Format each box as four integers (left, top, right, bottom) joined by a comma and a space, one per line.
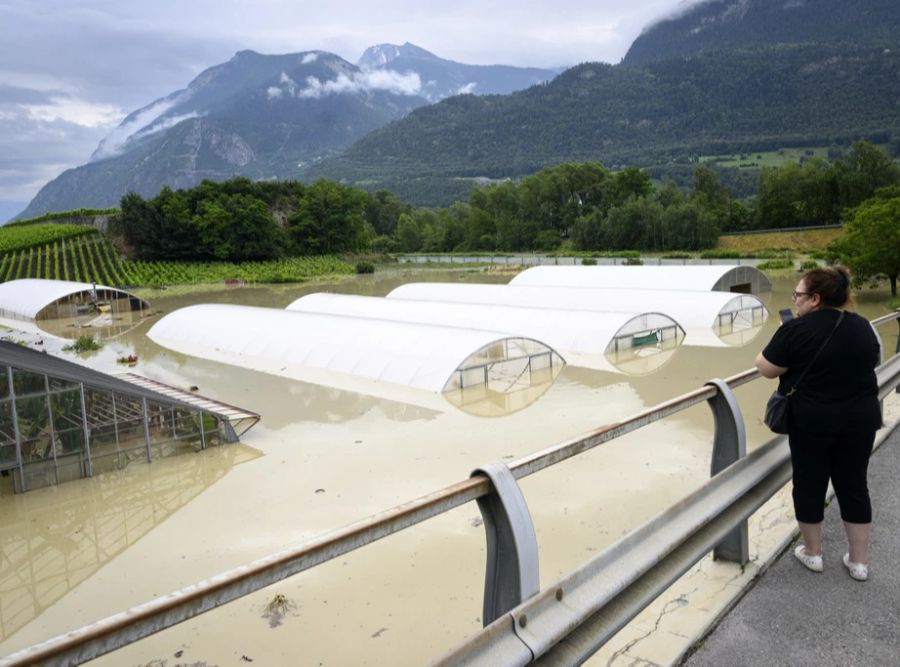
0, 235, 354, 287
0, 223, 97, 254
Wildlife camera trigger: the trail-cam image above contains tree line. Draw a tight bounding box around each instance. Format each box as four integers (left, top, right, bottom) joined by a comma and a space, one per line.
110, 141, 898, 261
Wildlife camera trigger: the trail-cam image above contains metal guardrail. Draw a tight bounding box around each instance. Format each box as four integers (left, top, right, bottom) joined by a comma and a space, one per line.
3, 311, 899, 666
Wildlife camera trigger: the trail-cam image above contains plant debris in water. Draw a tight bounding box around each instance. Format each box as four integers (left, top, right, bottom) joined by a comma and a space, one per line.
262, 593, 297, 628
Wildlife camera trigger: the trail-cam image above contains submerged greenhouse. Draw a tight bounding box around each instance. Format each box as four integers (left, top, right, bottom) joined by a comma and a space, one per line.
0, 279, 151, 339
509, 265, 773, 294
287, 293, 684, 374
387, 283, 768, 347
148, 304, 565, 414
0, 341, 257, 494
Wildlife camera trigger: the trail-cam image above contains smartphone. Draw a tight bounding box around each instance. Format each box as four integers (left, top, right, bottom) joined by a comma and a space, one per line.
779, 308, 794, 323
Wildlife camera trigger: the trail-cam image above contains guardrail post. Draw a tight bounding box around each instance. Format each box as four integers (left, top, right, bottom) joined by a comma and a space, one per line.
471, 462, 540, 626
705, 378, 749, 565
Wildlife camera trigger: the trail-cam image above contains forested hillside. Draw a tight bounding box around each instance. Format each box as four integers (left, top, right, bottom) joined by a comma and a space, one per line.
624, 0, 900, 65
312, 42, 900, 204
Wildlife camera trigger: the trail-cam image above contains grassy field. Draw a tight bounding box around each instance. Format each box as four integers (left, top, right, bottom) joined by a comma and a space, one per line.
717, 227, 843, 252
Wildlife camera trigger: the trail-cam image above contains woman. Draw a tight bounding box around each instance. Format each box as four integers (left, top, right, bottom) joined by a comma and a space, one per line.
755, 266, 881, 581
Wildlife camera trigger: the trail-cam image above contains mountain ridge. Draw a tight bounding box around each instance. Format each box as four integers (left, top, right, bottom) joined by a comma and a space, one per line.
18, 44, 557, 218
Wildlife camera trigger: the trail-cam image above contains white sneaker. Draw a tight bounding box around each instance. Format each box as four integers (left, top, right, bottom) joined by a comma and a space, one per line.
793, 544, 823, 572
842, 553, 868, 581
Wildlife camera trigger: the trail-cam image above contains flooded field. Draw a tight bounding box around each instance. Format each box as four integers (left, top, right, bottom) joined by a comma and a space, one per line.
1, 267, 897, 665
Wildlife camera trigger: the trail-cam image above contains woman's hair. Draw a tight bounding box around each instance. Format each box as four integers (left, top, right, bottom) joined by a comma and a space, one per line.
802, 265, 852, 308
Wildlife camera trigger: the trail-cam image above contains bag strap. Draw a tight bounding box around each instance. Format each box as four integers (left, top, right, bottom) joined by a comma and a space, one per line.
786, 309, 845, 396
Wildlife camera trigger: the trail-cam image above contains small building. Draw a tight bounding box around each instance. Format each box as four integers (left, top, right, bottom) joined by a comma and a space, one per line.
0, 279, 151, 339
509, 265, 773, 294
287, 293, 685, 374
0, 341, 258, 494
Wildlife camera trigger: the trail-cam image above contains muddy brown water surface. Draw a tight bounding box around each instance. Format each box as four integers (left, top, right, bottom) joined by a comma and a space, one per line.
0, 268, 897, 665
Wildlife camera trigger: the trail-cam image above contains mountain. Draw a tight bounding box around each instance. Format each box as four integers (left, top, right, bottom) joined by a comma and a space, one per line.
624, 0, 900, 66
309, 0, 900, 204
19, 46, 557, 218
358, 42, 562, 101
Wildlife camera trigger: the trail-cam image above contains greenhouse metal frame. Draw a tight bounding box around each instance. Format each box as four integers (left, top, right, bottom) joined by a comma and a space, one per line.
0, 341, 237, 494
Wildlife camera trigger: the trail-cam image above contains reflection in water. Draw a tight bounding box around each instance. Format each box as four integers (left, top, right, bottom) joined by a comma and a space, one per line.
444, 364, 561, 417
37, 308, 154, 341
0, 444, 260, 641
605, 329, 683, 376
128, 348, 444, 429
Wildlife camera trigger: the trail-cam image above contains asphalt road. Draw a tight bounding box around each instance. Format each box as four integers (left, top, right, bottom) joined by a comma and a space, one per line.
682, 422, 900, 667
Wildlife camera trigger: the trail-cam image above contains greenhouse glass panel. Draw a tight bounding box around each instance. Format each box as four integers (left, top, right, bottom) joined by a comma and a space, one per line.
51, 389, 84, 432
12, 369, 45, 397
0, 400, 17, 467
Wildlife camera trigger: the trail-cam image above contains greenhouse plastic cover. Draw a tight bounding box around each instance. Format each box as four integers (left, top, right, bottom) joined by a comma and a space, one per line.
510, 265, 772, 294
387, 283, 768, 347
147, 304, 562, 393
0, 278, 140, 321
287, 293, 684, 372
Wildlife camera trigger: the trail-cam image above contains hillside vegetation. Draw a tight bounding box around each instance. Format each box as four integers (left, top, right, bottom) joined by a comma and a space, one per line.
314, 43, 900, 205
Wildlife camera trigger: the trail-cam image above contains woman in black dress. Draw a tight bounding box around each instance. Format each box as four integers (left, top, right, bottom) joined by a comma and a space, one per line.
755, 266, 882, 581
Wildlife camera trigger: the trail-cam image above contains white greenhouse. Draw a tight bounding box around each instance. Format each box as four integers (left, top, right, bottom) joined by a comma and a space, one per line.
509, 265, 772, 294
0, 278, 150, 338
147, 304, 565, 413
386, 283, 768, 347
287, 293, 685, 374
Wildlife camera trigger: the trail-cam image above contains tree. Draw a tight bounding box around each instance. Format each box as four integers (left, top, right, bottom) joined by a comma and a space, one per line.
833, 141, 900, 211
828, 193, 900, 295
193, 194, 283, 261
287, 180, 368, 255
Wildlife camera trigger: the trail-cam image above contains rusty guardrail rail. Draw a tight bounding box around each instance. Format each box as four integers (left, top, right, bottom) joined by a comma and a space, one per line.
3, 311, 899, 666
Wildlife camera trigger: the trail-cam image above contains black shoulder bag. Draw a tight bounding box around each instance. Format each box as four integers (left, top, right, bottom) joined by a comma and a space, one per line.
763, 310, 845, 434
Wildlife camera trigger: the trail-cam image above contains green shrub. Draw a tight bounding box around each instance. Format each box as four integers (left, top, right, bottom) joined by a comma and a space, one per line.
622, 257, 644, 265
581, 258, 597, 266
355, 261, 375, 274
63, 335, 103, 352
661, 252, 693, 259
756, 259, 795, 271
700, 249, 741, 259
800, 259, 819, 270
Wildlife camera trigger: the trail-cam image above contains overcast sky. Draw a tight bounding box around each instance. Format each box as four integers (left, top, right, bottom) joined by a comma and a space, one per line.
0, 0, 691, 212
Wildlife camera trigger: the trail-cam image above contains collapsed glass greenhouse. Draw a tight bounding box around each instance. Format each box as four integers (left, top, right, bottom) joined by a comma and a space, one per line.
509, 265, 773, 294
387, 283, 768, 347
147, 304, 565, 412
0, 278, 151, 339
287, 293, 684, 374
0, 341, 256, 494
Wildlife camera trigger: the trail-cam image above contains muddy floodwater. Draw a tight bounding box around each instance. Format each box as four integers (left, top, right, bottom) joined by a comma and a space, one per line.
1, 268, 897, 665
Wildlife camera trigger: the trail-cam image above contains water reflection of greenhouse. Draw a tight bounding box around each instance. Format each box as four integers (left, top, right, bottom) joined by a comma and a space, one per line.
0, 341, 258, 494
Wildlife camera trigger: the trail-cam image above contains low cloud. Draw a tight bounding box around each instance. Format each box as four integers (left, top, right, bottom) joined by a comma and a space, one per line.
271, 69, 422, 100
301, 52, 318, 64
456, 82, 478, 95
91, 95, 200, 160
